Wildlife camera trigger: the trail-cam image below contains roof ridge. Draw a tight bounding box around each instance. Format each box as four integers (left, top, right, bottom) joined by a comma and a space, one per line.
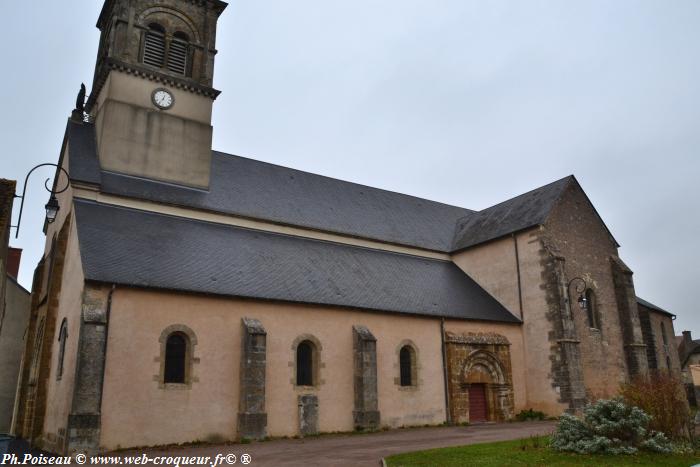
474, 175, 574, 214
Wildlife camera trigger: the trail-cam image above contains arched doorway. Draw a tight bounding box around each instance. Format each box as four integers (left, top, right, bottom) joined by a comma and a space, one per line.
461, 350, 511, 423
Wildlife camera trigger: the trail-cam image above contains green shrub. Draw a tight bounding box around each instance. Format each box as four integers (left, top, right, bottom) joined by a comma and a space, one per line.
516, 408, 546, 421
550, 398, 672, 455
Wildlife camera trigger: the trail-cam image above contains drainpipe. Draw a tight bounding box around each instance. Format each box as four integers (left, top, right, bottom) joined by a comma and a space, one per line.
440, 317, 451, 425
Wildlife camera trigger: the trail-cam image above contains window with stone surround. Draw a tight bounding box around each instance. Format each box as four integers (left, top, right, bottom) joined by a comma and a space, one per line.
157, 324, 199, 388
396, 341, 419, 389
585, 289, 599, 329
296, 341, 314, 386
164, 333, 187, 383
400, 346, 415, 386
292, 335, 322, 388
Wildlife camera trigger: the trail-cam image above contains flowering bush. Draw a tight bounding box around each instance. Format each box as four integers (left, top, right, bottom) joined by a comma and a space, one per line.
550, 398, 672, 455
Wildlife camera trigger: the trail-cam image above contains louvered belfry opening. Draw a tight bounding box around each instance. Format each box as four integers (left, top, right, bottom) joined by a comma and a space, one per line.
143, 23, 166, 68
168, 32, 189, 75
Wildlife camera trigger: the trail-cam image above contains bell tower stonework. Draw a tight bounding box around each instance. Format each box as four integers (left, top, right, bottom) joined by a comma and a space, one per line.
87, 0, 227, 189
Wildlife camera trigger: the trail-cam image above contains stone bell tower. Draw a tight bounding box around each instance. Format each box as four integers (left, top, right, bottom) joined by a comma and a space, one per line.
86, 0, 227, 189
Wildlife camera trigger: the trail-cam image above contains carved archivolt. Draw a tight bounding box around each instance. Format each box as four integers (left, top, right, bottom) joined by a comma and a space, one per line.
462, 349, 507, 385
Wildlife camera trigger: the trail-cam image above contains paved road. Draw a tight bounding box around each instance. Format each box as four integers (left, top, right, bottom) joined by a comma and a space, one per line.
119, 421, 556, 467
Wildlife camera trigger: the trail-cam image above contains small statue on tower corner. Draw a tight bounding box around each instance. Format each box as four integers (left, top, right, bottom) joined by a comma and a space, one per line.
71, 83, 87, 122
76, 83, 86, 112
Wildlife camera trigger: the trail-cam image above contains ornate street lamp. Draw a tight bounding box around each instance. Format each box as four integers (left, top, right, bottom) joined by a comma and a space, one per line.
567, 277, 588, 311
12, 163, 70, 238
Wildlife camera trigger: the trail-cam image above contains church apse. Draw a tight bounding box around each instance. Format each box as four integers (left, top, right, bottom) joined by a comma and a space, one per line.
445, 332, 514, 424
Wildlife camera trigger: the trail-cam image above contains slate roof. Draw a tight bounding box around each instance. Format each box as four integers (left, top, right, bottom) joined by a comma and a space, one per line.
73, 199, 520, 323
63, 120, 615, 323
637, 296, 675, 318
66, 121, 594, 253
452, 177, 573, 251
67, 121, 101, 186
67, 122, 474, 252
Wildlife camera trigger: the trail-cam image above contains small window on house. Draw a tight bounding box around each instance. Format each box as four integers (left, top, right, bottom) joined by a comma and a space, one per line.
296, 340, 314, 386
168, 32, 189, 75
143, 23, 166, 68
56, 318, 68, 381
164, 332, 187, 383
585, 289, 598, 329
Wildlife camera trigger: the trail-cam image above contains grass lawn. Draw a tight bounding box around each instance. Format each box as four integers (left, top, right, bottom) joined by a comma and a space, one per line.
385, 437, 700, 466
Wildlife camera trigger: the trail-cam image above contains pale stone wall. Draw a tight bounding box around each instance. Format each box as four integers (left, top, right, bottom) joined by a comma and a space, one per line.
100, 288, 448, 450
451, 235, 521, 319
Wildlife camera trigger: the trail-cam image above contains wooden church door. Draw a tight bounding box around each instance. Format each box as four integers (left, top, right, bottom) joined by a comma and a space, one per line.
468, 384, 488, 422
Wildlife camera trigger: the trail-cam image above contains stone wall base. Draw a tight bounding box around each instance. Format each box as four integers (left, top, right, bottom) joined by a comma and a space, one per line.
353, 410, 380, 430
66, 413, 100, 455
237, 412, 267, 440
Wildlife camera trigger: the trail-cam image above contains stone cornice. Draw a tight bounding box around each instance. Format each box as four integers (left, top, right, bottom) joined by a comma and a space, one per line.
445, 332, 511, 346
86, 58, 220, 112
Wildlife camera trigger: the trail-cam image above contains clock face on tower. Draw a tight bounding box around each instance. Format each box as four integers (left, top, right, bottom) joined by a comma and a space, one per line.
152, 88, 174, 110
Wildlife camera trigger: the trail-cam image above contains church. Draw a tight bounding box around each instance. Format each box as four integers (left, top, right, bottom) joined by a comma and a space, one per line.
13, 0, 681, 455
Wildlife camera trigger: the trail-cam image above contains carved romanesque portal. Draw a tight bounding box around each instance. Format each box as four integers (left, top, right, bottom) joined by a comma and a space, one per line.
446, 332, 514, 424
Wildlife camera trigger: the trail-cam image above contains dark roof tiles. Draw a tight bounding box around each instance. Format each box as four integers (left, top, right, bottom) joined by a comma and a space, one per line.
452, 177, 573, 251
67, 122, 589, 253
73, 200, 520, 323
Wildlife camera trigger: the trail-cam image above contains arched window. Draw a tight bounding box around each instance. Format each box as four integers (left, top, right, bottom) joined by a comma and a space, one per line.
296, 340, 314, 386
585, 289, 598, 329
164, 332, 187, 383
56, 319, 68, 381
143, 23, 166, 68
399, 345, 415, 386
168, 31, 189, 75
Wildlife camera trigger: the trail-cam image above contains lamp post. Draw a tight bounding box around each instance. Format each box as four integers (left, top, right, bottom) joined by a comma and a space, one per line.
11, 163, 70, 238
567, 277, 588, 311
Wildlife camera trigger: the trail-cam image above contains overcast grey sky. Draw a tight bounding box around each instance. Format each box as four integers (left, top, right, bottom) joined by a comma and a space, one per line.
1, 1, 698, 336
